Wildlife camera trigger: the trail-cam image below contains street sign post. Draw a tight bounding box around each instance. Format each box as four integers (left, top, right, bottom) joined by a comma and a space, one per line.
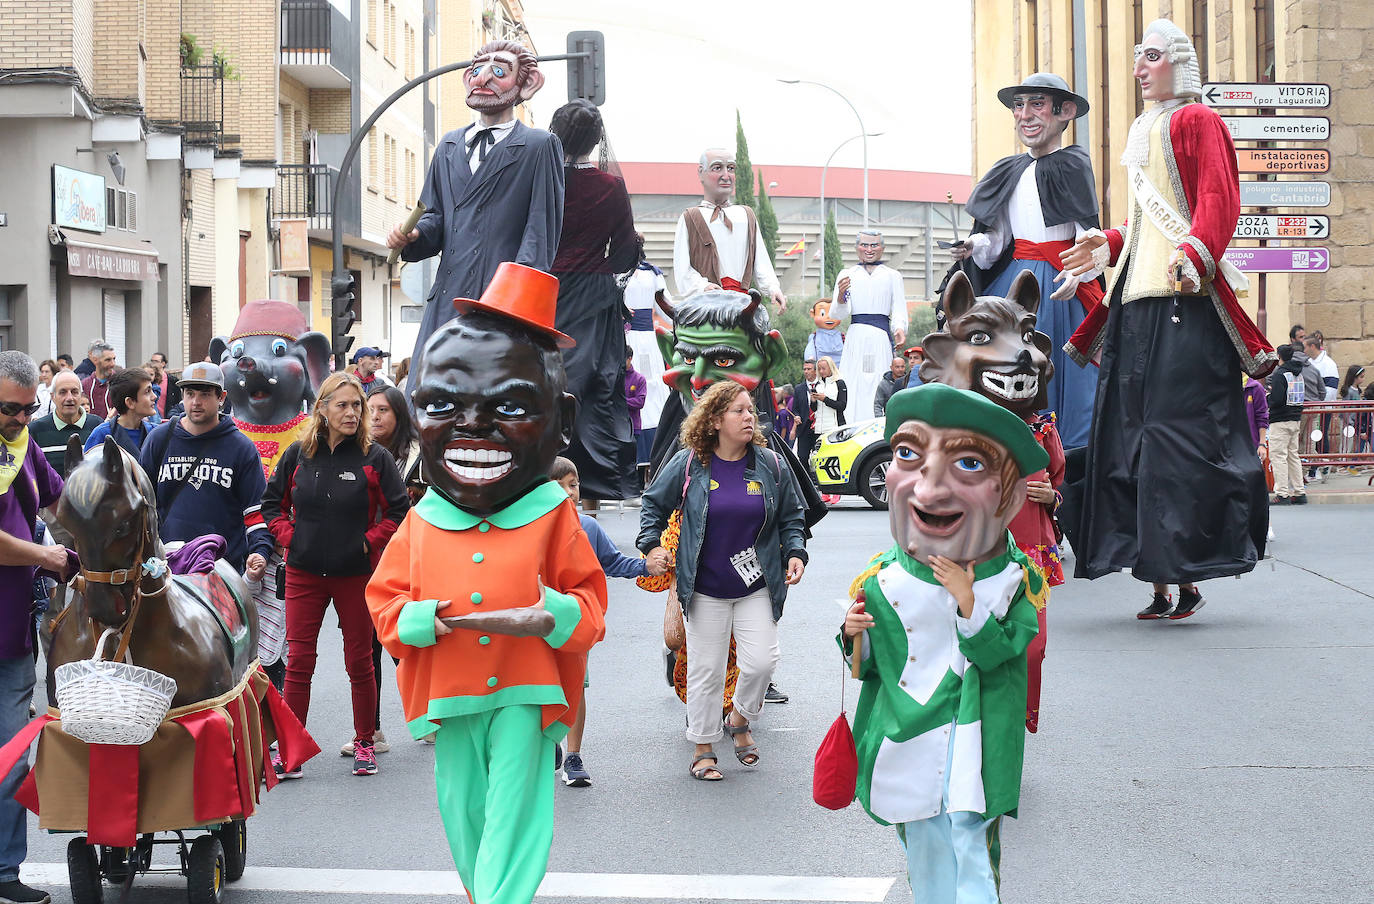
1236, 148, 1329, 174
1221, 116, 1329, 141
1223, 247, 1329, 273
1234, 214, 1329, 240
1203, 82, 1331, 108
1239, 181, 1330, 208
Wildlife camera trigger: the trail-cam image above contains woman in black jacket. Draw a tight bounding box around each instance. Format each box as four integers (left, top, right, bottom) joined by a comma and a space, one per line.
262, 372, 409, 778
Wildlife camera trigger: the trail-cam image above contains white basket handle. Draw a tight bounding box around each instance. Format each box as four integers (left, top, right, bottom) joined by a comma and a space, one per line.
91, 627, 133, 665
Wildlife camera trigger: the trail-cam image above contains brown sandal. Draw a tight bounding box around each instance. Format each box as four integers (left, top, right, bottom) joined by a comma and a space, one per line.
690, 751, 723, 781
725, 720, 760, 766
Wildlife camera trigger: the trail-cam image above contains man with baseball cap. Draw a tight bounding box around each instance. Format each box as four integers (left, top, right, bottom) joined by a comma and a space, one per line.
950, 72, 1103, 451
138, 362, 273, 575
350, 347, 392, 395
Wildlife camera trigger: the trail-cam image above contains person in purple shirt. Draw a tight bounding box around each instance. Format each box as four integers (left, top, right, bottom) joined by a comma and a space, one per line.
0, 350, 73, 904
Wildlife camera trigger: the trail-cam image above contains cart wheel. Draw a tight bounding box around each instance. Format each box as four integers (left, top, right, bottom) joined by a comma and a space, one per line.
186, 835, 225, 904
66, 837, 104, 904
215, 819, 247, 881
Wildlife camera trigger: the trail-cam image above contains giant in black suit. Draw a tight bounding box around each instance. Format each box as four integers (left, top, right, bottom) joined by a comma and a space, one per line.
402, 120, 565, 371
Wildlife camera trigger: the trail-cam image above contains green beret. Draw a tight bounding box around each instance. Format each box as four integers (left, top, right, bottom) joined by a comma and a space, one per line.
884, 383, 1050, 477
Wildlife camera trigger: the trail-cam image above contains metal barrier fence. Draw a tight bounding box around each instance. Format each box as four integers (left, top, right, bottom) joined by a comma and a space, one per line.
1297, 400, 1374, 475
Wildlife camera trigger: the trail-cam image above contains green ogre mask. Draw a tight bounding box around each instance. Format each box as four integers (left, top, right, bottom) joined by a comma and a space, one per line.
655, 290, 789, 410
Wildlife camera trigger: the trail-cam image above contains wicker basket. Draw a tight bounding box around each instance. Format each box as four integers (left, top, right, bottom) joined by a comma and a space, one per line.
55, 653, 178, 747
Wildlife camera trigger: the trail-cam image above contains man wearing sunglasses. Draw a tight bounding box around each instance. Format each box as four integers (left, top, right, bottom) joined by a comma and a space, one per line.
386, 39, 563, 389
0, 350, 71, 904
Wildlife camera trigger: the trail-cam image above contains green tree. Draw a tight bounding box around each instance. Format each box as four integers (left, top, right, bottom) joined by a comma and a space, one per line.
823, 208, 843, 293
757, 170, 779, 266
734, 110, 756, 211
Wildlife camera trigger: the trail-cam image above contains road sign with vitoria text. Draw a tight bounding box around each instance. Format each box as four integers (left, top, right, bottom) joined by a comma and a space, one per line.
1222, 116, 1329, 141
1239, 181, 1330, 208
1203, 83, 1330, 108
1234, 215, 1328, 240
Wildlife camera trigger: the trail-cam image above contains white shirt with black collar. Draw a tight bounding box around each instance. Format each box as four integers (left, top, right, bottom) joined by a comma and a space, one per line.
464, 119, 517, 170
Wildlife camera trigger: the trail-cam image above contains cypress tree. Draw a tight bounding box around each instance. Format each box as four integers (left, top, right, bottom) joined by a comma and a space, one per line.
757, 170, 779, 265
824, 208, 843, 292
734, 110, 757, 211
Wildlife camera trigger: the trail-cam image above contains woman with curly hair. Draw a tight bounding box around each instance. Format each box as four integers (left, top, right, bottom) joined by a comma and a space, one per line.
637, 381, 808, 781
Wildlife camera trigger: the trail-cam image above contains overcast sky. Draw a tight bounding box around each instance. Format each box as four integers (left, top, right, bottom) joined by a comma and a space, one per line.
521, 1, 974, 179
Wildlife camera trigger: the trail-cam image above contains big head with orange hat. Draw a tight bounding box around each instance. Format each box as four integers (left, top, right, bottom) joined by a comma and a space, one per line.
210, 300, 332, 429
413, 262, 577, 516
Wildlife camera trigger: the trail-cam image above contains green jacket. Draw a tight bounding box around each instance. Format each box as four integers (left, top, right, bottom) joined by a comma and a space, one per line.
838, 537, 1041, 824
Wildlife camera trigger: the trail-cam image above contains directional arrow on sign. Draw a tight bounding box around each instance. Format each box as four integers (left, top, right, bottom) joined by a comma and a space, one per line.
1233, 215, 1330, 240
1223, 247, 1329, 273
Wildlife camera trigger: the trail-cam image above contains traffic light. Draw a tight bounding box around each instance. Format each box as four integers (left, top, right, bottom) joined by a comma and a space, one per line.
566, 31, 605, 106
330, 271, 357, 358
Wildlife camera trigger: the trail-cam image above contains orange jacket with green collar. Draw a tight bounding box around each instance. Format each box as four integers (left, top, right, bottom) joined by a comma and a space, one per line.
366, 480, 608, 741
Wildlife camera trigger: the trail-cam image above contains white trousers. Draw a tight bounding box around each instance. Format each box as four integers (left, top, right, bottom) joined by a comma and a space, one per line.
683, 588, 779, 743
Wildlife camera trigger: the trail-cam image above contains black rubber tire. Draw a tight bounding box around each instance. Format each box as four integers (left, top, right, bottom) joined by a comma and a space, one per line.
67, 837, 104, 904
186, 835, 225, 904
215, 819, 247, 882
857, 449, 893, 510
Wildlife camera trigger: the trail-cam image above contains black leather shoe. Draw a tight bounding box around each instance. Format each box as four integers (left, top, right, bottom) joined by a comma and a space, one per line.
1293, 494, 1309, 505
1137, 593, 1173, 620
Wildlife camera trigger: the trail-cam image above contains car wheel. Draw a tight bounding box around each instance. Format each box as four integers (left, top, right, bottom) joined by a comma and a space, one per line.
857, 450, 892, 510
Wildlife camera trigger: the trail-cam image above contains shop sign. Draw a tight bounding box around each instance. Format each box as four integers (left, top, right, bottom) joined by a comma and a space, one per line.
53, 165, 106, 233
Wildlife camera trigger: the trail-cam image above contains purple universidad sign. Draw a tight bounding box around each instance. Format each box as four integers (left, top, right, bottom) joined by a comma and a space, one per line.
1222, 247, 1329, 273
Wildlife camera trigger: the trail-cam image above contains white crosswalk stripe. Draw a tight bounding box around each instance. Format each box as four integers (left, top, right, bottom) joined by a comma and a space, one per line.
21, 864, 895, 901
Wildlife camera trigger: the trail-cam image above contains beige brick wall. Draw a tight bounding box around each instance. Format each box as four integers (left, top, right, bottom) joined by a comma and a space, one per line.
92, 0, 143, 105
0, 0, 80, 79
1284, 1, 1374, 370
143, 0, 179, 122
309, 90, 351, 134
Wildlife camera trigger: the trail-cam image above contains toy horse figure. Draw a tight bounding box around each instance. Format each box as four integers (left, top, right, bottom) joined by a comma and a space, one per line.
48, 437, 259, 709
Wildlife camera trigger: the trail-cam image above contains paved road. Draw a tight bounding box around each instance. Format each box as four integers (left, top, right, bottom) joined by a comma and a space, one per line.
22, 499, 1374, 903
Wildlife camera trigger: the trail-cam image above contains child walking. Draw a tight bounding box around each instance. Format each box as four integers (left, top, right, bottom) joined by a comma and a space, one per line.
551, 457, 667, 786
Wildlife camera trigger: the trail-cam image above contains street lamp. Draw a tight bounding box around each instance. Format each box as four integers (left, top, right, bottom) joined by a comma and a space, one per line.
779, 78, 870, 227
819, 132, 883, 295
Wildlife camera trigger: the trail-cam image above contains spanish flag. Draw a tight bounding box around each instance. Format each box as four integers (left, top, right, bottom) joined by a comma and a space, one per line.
783, 239, 806, 257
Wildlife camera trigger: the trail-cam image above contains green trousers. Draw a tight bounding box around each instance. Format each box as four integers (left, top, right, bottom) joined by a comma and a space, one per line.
434, 705, 555, 904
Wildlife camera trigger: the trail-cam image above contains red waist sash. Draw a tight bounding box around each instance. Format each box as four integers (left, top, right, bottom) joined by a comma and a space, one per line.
1010, 239, 1104, 315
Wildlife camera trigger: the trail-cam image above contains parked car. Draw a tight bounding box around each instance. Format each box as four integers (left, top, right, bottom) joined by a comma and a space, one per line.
811, 416, 891, 509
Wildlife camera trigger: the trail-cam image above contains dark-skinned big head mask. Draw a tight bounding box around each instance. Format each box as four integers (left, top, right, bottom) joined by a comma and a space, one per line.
412, 312, 576, 517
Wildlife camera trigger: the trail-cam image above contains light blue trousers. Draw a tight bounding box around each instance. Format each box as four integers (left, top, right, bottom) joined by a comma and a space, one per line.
897, 810, 1002, 904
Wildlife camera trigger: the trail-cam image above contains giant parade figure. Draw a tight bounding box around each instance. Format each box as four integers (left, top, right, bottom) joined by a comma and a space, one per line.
367, 263, 607, 904
387, 40, 564, 382
672, 147, 787, 311
1059, 19, 1275, 620
840, 383, 1043, 902
832, 230, 907, 425
951, 73, 1103, 450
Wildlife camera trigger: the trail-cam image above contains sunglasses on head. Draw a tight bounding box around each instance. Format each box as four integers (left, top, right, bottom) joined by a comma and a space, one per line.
0, 401, 40, 417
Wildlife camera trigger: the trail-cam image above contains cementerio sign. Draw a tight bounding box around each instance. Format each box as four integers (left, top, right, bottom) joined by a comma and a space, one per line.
52, 165, 106, 233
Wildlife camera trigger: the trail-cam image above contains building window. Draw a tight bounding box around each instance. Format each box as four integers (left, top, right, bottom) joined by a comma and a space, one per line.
404, 23, 415, 80
367, 128, 379, 192
0, 287, 15, 351
366, 0, 376, 47
405, 150, 416, 207
1023, 0, 1038, 75
1255, 0, 1275, 81
104, 188, 138, 231
1191, 0, 1209, 80
384, 135, 396, 200
384, 1, 396, 63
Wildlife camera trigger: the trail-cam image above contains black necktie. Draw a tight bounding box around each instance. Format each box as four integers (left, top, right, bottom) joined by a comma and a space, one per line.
467, 128, 495, 164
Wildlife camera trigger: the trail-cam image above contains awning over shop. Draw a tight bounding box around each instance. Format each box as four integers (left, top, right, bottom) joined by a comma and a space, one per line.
52, 226, 160, 282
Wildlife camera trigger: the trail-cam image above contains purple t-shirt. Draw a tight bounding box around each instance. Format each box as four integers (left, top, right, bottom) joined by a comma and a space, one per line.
695, 453, 766, 599
0, 431, 65, 658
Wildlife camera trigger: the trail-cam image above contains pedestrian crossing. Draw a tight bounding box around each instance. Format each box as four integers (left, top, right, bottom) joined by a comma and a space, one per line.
22, 864, 896, 901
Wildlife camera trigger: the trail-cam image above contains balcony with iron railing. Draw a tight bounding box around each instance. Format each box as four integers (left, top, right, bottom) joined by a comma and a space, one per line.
280, 0, 356, 89
180, 63, 226, 148
273, 164, 337, 230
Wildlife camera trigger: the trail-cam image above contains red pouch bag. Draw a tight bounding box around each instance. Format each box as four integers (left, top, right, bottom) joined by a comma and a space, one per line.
812, 711, 857, 809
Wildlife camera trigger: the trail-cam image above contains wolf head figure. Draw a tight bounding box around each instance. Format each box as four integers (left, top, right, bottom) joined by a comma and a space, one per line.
918, 270, 1054, 419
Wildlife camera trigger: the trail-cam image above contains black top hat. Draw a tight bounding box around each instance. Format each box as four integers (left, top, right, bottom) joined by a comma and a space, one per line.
997, 73, 1090, 118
